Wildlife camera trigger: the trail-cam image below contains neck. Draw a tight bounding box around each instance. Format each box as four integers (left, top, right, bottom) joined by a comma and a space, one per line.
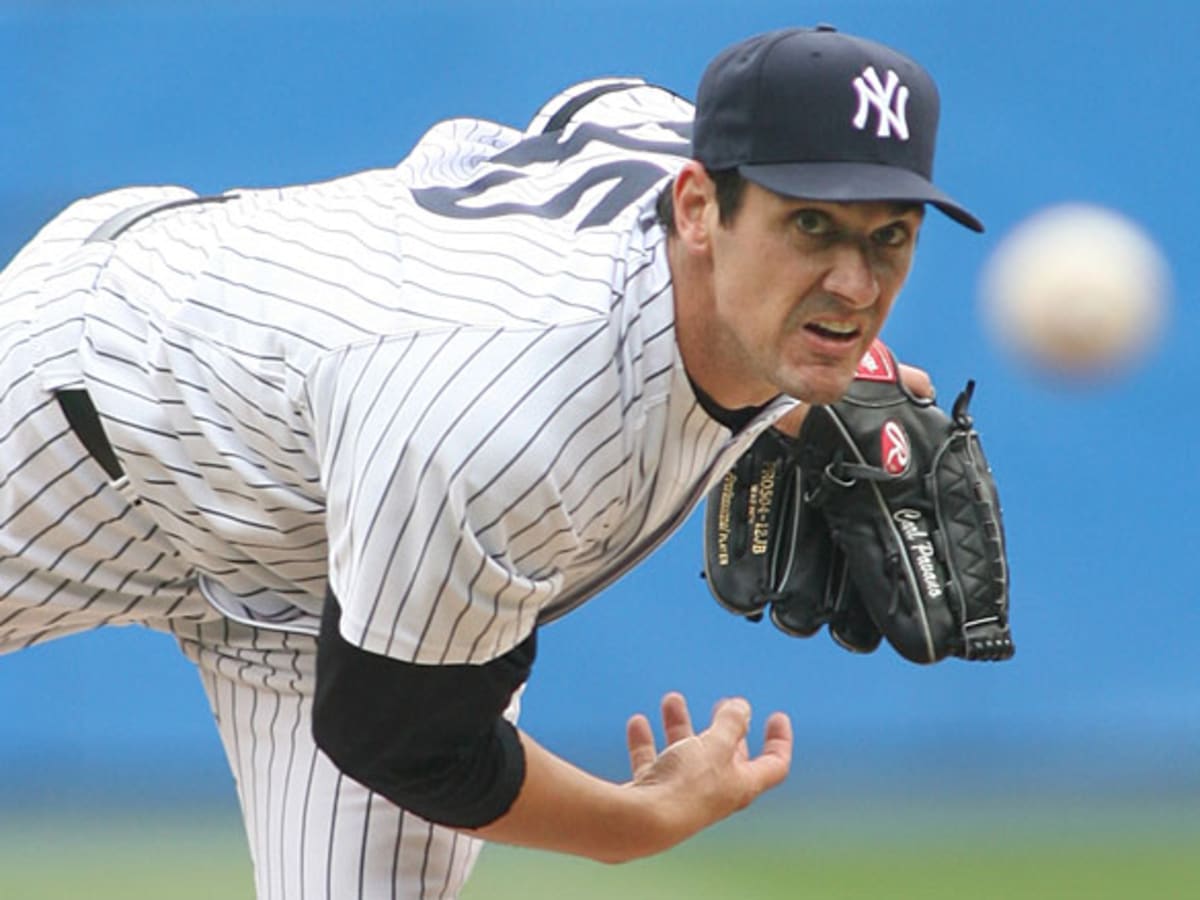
667, 234, 777, 409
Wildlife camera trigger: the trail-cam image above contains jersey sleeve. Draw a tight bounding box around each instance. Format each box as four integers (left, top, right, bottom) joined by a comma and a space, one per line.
305, 321, 626, 665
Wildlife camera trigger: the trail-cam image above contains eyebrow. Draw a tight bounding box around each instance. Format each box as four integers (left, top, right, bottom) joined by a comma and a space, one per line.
787, 200, 924, 219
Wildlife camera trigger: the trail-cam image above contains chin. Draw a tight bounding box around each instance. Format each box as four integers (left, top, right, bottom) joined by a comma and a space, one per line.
784, 367, 857, 406
796, 386, 850, 405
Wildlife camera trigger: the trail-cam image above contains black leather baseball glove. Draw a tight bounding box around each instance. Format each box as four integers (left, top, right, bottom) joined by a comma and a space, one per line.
704, 341, 1012, 664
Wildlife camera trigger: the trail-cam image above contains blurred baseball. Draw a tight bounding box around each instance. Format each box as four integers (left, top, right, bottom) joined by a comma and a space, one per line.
979, 203, 1170, 380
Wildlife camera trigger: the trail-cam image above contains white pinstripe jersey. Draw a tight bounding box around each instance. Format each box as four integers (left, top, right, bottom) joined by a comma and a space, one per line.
57, 79, 795, 664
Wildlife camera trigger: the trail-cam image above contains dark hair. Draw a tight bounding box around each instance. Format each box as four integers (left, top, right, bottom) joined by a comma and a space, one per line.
655, 167, 748, 234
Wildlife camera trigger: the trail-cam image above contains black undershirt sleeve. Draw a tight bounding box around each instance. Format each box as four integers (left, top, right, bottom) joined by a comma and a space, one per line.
312, 590, 535, 829
687, 374, 772, 432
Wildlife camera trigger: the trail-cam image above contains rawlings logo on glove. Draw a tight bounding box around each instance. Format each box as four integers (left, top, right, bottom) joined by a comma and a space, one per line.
703, 341, 1013, 664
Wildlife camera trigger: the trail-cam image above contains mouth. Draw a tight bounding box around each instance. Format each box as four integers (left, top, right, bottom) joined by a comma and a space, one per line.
803, 318, 862, 345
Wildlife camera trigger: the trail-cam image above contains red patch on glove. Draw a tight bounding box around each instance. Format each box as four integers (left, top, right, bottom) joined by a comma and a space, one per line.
855, 340, 897, 382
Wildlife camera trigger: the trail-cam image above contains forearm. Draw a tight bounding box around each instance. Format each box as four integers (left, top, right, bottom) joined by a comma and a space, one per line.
467, 731, 678, 864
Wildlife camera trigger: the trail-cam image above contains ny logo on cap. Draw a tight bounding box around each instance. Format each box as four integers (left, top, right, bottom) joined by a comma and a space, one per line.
851, 66, 910, 140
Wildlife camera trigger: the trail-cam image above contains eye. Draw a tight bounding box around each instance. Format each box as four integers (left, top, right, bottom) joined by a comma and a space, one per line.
794, 209, 836, 236
871, 222, 913, 248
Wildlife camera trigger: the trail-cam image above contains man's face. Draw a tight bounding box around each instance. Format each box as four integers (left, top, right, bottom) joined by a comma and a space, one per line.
704, 180, 923, 405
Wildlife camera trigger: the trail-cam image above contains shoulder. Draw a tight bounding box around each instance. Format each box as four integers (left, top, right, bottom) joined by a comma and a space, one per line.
394, 82, 691, 240
397, 117, 526, 188
525, 77, 695, 134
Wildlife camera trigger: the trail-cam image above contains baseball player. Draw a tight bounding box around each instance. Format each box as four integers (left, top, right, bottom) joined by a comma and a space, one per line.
0, 25, 981, 898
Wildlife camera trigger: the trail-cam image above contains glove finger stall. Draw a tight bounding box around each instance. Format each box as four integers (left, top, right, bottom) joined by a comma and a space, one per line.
703, 429, 798, 617
930, 427, 1013, 660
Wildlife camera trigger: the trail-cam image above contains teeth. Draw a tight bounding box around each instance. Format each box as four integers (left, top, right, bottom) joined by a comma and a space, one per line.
812, 320, 857, 335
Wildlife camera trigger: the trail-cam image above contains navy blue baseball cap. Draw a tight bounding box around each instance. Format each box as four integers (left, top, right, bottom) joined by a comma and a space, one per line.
693, 25, 983, 232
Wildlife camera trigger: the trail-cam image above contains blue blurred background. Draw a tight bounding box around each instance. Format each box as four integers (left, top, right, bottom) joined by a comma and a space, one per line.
0, 0, 1196, 831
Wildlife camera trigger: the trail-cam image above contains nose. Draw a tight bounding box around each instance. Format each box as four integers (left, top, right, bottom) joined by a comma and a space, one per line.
821, 243, 879, 309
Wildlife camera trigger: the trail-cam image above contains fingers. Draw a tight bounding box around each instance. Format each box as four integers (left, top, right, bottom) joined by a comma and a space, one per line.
708, 701, 792, 793
625, 712, 657, 779
775, 365, 935, 433
633, 694, 792, 788
630, 694, 793, 813
744, 711, 794, 792
627, 692, 696, 781
661, 691, 694, 745
898, 363, 935, 400
708, 697, 752, 747
763, 712, 794, 762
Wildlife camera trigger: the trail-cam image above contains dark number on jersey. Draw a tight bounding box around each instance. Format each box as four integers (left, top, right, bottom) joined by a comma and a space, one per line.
411, 121, 691, 231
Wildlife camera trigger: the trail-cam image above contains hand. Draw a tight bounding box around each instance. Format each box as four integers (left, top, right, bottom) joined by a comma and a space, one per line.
623, 692, 792, 848
466, 693, 790, 863
773, 362, 935, 437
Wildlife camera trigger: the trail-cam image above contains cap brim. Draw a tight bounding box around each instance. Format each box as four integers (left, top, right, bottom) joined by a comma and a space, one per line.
738, 161, 984, 232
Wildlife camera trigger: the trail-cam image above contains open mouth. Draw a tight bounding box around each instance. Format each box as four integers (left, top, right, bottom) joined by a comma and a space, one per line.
804, 320, 860, 343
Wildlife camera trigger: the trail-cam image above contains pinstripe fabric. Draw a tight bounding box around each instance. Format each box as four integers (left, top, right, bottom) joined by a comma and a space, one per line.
73, 81, 792, 664
174, 618, 488, 900
0, 190, 493, 898
0, 79, 799, 898
0, 188, 218, 651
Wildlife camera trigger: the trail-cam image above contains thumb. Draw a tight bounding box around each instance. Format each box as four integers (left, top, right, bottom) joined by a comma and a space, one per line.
898, 362, 935, 400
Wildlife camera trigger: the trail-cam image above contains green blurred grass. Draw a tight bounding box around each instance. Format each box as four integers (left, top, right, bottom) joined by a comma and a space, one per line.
467, 819, 1200, 900
0, 797, 1195, 899
0, 812, 253, 900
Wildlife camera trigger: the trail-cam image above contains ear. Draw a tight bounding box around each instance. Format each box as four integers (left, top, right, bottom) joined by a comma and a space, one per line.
671, 161, 717, 251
